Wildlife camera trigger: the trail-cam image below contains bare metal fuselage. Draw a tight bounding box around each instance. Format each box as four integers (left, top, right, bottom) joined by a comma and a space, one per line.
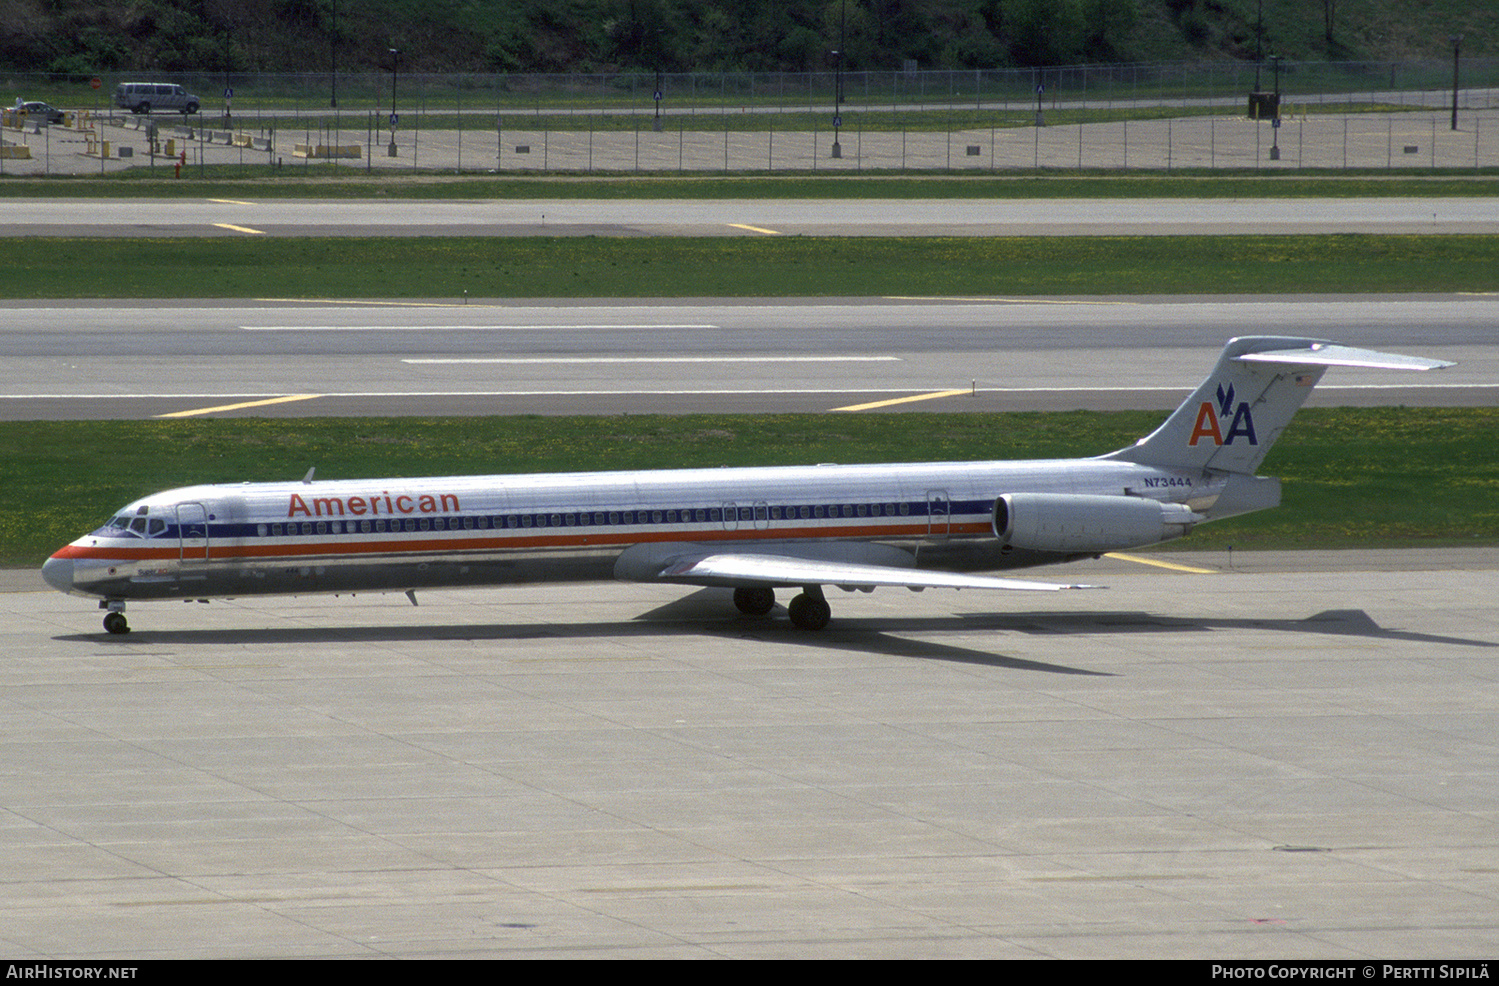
48, 455, 1224, 604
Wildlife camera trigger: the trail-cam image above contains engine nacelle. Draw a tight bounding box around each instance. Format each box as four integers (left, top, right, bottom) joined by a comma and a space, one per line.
992, 493, 1201, 554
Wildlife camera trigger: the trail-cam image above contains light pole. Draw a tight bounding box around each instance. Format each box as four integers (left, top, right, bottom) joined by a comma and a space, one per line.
387, 48, 400, 157
1254, 0, 1264, 90
830, 0, 845, 159
1450, 34, 1463, 131
329, 0, 338, 108
1268, 54, 1282, 160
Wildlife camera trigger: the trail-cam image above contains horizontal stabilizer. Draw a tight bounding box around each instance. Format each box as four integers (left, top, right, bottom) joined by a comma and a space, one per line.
1105, 335, 1454, 475
1238, 343, 1454, 371
656, 551, 1096, 592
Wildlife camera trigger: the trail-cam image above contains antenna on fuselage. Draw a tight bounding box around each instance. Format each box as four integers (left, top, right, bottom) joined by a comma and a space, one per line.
302, 467, 315, 484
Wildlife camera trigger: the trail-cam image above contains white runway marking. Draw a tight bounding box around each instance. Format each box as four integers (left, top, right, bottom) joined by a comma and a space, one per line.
243, 324, 723, 331
402, 356, 903, 365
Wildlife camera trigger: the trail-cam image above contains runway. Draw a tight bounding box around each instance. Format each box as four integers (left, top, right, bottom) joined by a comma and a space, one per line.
5, 196, 1499, 237
3, 295, 1495, 419
4, 548, 1496, 958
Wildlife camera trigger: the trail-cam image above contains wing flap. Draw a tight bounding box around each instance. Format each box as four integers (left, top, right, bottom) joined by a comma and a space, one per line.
656, 552, 1095, 592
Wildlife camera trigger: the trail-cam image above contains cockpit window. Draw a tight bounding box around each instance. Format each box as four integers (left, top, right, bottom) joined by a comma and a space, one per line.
130, 518, 148, 534
90, 513, 135, 537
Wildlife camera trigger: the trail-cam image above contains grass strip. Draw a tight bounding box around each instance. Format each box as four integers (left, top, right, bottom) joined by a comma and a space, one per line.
7, 408, 1495, 568
5, 235, 1499, 298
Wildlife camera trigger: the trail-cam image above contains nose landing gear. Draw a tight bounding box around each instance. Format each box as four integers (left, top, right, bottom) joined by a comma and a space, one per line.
101, 601, 129, 634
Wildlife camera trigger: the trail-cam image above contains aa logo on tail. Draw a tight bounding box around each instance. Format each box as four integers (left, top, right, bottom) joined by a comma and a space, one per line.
1188, 382, 1258, 447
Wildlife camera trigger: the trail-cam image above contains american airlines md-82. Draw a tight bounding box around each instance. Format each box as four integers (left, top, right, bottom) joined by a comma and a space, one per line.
43, 337, 1450, 634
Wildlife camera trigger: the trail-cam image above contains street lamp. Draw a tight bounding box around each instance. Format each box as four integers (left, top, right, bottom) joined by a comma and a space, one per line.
830, 48, 842, 158
329, 0, 338, 108
830, 0, 846, 159
1450, 34, 1463, 131
1268, 54, 1282, 160
387, 48, 400, 157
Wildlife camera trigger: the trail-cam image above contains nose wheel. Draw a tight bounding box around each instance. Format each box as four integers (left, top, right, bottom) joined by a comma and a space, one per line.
102, 607, 129, 635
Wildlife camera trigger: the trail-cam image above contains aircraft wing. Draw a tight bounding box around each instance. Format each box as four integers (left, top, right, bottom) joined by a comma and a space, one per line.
652, 551, 1096, 592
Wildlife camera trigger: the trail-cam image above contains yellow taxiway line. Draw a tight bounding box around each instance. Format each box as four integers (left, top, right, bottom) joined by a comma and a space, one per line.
832, 389, 971, 412
727, 223, 782, 235
213, 222, 266, 235
156, 395, 322, 418
1104, 552, 1217, 574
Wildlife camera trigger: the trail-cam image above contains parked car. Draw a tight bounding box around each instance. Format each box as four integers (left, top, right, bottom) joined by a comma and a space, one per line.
18, 101, 65, 124
113, 82, 200, 115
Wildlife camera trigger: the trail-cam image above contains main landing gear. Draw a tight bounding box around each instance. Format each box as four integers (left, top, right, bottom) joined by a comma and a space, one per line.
101, 601, 129, 635
733, 585, 832, 631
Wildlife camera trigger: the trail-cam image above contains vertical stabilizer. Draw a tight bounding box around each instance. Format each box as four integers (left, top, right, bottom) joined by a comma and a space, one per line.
1103, 336, 1452, 475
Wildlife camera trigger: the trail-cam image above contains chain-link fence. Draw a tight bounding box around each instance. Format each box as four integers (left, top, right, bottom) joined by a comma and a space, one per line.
3, 58, 1496, 174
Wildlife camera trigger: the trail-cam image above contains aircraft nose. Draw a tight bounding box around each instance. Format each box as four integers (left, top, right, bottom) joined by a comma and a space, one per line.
41, 555, 74, 593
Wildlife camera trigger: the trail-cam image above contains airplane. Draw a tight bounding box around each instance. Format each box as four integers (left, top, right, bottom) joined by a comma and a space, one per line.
42, 336, 1451, 635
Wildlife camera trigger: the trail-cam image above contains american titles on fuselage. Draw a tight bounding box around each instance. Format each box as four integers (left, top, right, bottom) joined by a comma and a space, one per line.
288, 491, 460, 518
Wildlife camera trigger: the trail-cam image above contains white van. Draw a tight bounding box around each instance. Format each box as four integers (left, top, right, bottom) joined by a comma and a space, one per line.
114, 82, 201, 115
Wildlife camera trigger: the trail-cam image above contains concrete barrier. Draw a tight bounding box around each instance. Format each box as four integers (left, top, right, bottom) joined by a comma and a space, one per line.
293, 143, 360, 159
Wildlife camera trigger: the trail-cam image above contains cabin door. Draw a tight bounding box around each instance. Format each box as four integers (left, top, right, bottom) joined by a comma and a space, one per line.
177, 502, 209, 562
925, 490, 951, 540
